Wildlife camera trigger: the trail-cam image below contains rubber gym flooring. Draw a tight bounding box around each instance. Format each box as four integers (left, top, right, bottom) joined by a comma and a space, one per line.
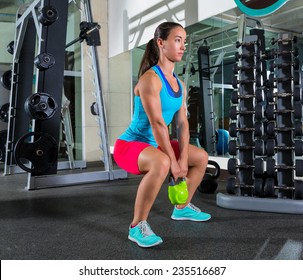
0, 164, 303, 260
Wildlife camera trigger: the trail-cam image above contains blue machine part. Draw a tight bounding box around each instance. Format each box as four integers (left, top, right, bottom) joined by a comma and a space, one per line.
216, 129, 229, 155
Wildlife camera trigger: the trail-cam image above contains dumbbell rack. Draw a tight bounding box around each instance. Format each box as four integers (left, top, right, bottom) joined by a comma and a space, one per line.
217, 33, 303, 214
265, 33, 303, 198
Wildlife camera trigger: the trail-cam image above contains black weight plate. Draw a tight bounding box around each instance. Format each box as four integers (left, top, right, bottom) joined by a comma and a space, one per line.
34, 52, 55, 70
0, 130, 7, 162
24, 93, 57, 120
0, 103, 10, 123
14, 132, 58, 174
38, 6, 59, 26
1, 70, 12, 90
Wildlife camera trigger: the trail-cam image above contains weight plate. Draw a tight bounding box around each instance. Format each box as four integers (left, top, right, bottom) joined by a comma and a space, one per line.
24, 92, 57, 120
0, 103, 10, 123
14, 132, 58, 174
1, 70, 12, 90
0, 130, 7, 162
34, 52, 55, 70
38, 6, 59, 26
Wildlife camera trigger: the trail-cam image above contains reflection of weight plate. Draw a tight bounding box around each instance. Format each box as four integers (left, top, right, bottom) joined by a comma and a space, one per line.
1, 70, 12, 90
34, 52, 55, 70
14, 132, 58, 174
24, 92, 57, 120
0, 130, 7, 162
38, 6, 59, 26
0, 103, 10, 123
7, 41, 14, 55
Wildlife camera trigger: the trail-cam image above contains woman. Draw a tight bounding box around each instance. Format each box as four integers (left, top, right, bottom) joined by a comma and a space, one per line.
113, 22, 210, 248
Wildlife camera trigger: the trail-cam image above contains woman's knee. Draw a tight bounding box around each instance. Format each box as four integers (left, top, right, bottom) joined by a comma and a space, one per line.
152, 153, 170, 176
139, 148, 170, 176
189, 145, 208, 168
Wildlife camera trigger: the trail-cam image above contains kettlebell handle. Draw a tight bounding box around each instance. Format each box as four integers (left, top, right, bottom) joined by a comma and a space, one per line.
169, 176, 186, 185
207, 160, 220, 179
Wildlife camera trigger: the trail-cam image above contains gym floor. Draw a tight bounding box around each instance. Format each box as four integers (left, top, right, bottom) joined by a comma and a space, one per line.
0, 164, 303, 260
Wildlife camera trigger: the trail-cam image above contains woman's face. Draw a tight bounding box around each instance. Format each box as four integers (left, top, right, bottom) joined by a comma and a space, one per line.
158, 27, 187, 63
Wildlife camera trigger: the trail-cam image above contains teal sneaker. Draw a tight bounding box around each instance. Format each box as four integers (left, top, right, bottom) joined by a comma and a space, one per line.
171, 203, 211, 222
128, 221, 163, 248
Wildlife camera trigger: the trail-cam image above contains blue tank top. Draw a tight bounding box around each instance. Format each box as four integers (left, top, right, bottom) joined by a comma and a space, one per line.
119, 65, 183, 147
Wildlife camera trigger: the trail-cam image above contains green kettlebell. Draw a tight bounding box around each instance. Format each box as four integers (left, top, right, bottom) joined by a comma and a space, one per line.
168, 177, 189, 205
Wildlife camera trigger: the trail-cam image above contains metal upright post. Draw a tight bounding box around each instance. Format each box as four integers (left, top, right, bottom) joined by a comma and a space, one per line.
82, 0, 113, 174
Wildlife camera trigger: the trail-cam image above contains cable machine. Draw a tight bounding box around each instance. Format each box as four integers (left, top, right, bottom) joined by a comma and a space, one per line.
3, 0, 127, 190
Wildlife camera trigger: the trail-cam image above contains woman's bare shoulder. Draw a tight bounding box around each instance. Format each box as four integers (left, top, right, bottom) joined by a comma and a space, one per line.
135, 68, 161, 95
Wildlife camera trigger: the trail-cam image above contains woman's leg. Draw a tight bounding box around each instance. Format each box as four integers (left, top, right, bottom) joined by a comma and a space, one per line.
184, 144, 209, 205
131, 146, 170, 226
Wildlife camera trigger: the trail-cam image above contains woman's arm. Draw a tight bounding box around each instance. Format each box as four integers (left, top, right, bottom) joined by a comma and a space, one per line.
175, 81, 190, 176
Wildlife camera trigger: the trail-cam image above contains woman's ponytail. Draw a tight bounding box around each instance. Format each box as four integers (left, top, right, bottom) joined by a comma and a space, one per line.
138, 38, 159, 78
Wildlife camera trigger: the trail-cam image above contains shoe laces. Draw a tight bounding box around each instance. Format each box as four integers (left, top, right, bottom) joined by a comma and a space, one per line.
187, 203, 201, 213
138, 221, 155, 237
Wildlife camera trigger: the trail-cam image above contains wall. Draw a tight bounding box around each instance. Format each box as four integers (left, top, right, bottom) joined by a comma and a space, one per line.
108, 0, 237, 58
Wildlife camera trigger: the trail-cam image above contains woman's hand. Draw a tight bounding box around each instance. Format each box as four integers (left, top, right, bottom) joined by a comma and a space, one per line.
170, 160, 182, 181
178, 158, 188, 178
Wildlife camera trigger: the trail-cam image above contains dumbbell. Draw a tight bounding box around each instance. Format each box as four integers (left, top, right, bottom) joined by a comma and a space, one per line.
269, 58, 299, 72
231, 89, 264, 104
226, 177, 264, 196
265, 179, 303, 199
232, 61, 262, 74
266, 138, 303, 156
266, 120, 303, 137
236, 40, 261, 48
234, 51, 262, 61
229, 106, 255, 120
267, 72, 300, 88
228, 139, 264, 156
265, 102, 302, 120
227, 157, 264, 176
266, 89, 293, 102
270, 36, 297, 45
266, 158, 303, 177
269, 47, 299, 57
229, 122, 263, 137
232, 73, 262, 89
263, 177, 290, 197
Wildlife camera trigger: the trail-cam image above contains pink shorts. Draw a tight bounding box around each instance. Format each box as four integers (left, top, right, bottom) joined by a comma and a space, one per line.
113, 139, 180, 175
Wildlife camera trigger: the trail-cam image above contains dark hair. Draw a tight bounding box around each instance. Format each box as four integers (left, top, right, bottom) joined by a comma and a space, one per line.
138, 22, 184, 78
